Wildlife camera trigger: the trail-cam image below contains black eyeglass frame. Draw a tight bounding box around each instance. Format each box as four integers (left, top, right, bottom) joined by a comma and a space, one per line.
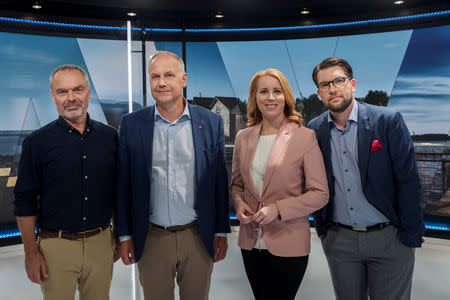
318, 76, 352, 92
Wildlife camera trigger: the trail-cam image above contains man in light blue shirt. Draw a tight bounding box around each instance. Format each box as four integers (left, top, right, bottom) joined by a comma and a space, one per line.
116, 51, 230, 300
328, 101, 390, 227
308, 57, 423, 300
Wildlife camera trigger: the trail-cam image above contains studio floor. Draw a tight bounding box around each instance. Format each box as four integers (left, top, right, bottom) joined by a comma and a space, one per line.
1, 228, 449, 300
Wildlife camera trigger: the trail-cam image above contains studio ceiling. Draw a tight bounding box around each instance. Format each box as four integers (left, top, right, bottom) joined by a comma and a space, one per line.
1, 0, 449, 29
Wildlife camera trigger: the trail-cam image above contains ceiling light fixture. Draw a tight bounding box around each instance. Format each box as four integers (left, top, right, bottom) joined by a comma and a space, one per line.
215, 11, 224, 19
300, 8, 310, 15
32, 1, 42, 9
394, 0, 404, 5
127, 12, 136, 17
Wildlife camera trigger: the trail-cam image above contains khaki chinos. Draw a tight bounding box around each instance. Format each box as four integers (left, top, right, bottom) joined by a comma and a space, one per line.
38, 227, 115, 300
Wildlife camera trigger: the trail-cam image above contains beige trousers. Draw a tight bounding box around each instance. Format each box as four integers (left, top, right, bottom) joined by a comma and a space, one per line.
137, 225, 213, 300
38, 227, 115, 300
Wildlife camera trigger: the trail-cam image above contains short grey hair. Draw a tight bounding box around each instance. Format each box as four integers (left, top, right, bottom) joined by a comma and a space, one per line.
50, 64, 90, 88
148, 50, 185, 74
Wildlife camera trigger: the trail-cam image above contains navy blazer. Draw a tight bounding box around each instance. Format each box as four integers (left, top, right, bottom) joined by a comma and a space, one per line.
115, 104, 231, 261
307, 101, 425, 247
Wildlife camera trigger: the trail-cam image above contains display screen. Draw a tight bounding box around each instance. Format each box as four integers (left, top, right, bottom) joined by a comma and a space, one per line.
0, 24, 449, 237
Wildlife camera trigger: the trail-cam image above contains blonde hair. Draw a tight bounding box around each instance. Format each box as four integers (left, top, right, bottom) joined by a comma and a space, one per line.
247, 68, 303, 127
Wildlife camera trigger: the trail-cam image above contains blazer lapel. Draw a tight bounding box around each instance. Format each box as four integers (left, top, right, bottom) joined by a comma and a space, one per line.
318, 116, 332, 173
261, 120, 292, 196
188, 105, 204, 191
245, 123, 262, 200
138, 106, 155, 179
357, 102, 372, 187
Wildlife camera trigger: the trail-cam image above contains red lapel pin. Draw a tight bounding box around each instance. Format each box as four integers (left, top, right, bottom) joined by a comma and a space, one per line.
199, 125, 202, 128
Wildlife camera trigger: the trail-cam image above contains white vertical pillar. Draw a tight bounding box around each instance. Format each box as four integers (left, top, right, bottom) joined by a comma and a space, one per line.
127, 20, 133, 113
126, 20, 141, 300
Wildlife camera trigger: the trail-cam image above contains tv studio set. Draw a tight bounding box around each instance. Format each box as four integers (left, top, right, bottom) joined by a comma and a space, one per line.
0, 1, 449, 299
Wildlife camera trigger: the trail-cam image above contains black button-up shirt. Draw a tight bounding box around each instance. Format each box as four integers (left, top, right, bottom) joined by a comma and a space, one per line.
14, 115, 117, 232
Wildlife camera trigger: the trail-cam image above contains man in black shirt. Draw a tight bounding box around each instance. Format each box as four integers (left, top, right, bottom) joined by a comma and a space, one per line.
14, 64, 118, 300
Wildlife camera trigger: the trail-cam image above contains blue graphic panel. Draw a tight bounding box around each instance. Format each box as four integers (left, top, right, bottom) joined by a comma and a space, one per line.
186, 42, 235, 99
389, 25, 450, 135
0, 32, 106, 128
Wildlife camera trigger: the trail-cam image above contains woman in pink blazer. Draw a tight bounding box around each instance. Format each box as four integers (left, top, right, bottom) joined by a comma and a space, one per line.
231, 68, 329, 300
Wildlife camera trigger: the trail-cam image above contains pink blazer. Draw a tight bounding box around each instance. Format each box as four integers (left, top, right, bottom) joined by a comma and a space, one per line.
231, 120, 329, 257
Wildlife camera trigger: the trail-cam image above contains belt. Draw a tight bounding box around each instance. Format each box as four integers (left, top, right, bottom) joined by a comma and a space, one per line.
38, 224, 110, 240
150, 220, 198, 232
333, 222, 391, 232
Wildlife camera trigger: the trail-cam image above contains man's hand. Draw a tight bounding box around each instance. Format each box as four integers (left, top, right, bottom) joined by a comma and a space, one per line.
235, 201, 255, 224
25, 248, 48, 285
252, 203, 279, 225
213, 236, 228, 263
119, 239, 136, 265
17, 216, 48, 285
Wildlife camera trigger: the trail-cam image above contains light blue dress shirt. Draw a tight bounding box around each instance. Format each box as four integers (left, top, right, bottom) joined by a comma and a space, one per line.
328, 101, 389, 226
150, 104, 198, 227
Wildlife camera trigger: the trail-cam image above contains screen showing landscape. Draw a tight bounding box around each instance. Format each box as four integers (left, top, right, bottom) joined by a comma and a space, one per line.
0, 24, 449, 232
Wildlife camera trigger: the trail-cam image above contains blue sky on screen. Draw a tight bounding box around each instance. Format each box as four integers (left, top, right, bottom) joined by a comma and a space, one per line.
217, 40, 302, 101
329, 31, 411, 98
214, 30, 411, 101
0, 32, 106, 130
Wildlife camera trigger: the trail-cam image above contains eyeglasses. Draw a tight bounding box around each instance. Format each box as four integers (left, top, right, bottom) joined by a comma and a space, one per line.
318, 76, 352, 92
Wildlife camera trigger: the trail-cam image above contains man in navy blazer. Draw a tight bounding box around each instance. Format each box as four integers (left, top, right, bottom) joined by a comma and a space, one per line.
115, 50, 230, 300
307, 57, 424, 300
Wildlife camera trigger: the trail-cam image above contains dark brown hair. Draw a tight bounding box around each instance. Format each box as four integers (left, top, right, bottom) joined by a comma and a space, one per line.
312, 57, 353, 87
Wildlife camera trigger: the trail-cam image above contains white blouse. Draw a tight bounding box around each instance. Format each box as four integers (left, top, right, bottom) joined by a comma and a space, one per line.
250, 134, 277, 249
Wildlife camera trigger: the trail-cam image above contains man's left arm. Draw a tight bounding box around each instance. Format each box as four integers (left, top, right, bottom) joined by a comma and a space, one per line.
388, 111, 424, 248
213, 116, 231, 262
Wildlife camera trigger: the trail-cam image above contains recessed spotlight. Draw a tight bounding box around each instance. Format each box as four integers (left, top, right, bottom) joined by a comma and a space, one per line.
215, 11, 224, 19
394, 0, 404, 5
127, 12, 137, 17
32, 1, 42, 9
300, 8, 310, 15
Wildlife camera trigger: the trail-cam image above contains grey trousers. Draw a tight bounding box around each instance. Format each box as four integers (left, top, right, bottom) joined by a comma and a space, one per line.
321, 224, 415, 300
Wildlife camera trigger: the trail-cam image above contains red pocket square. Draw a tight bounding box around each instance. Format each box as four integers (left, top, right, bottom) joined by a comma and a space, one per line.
371, 139, 383, 152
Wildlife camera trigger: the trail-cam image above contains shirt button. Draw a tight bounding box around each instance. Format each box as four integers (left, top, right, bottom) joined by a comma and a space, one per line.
344, 169, 348, 172
347, 188, 351, 191
350, 207, 354, 210
84, 197, 88, 200
343, 151, 346, 154
84, 176, 88, 179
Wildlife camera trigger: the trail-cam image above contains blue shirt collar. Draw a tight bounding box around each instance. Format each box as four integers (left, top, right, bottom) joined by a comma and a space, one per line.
327, 100, 358, 127
154, 100, 191, 123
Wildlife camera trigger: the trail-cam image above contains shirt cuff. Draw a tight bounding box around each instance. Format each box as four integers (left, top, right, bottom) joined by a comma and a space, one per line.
215, 233, 228, 237
119, 235, 132, 242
